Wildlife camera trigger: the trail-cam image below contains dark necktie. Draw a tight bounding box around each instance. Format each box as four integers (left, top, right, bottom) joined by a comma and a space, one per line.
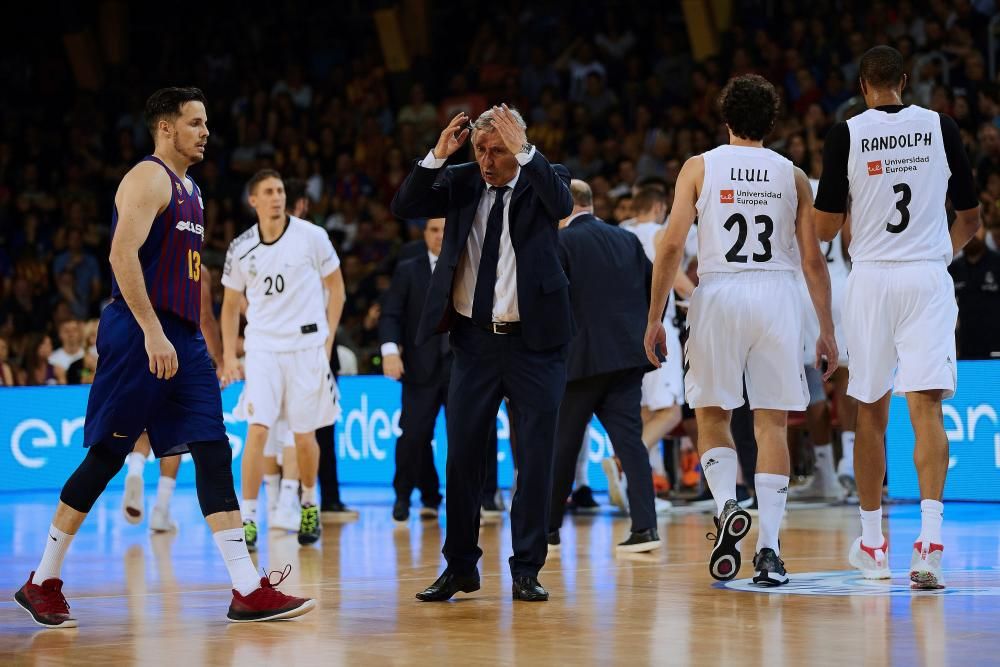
471, 185, 509, 327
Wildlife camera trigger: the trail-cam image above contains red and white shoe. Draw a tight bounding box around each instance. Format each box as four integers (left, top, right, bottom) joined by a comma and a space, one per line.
910, 542, 945, 590
14, 572, 77, 628
227, 565, 316, 622
848, 537, 891, 579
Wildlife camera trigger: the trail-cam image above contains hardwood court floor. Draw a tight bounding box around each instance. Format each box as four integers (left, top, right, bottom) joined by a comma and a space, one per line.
1, 488, 999, 666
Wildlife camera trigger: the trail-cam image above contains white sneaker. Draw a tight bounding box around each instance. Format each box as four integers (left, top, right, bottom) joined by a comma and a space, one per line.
848, 537, 891, 579
654, 497, 673, 514
910, 541, 945, 589
837, 458, 856, 495
149, 504, 178, 533
788, 474, 844, 501
601, 458, 627, 511
123, 475, 144, 525
271, 499, 302, 532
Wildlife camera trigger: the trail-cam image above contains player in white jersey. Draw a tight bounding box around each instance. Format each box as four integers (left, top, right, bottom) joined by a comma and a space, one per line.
605, 185, 693, 509
815, 46, 981, 589
646, 75, 837, 586
220, 169, 346, 550
790, 179, 858, 501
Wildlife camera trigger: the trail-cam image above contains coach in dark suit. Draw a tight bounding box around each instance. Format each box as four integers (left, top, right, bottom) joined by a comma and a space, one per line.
548, 180, 660, 553
380, 217, 449, 522
391, 105, 573, 602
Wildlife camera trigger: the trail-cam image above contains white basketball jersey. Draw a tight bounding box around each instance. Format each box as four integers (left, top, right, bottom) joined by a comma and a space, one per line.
223, 216, 341, 352
695, 145, 800, 274
809, 178, 850, 285
621, 219, 676, 322
845, 106, 951, 263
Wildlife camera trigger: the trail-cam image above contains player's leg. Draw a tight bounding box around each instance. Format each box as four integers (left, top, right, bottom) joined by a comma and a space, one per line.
568, 432, 600, 512
261, 449, 282, 520
291, 430, 321, 545
17, 445, 128, 628
240, 349, 283, 549
150, 454, 181, 533
905, 390, 948, 588
123, 433, 151, 524
790, 367, 841, 500
270, 422, 303, 533
751, 409, 791, 586
831, 367, 858, 493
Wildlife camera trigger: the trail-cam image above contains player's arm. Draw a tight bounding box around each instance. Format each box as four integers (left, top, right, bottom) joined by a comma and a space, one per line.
109, 162, 178, 380
645, 156, 701, 367
940, 114, 982, 255
814, 121, 850, 242
199, 266, 222, 366
220, 287, 244, 386
795, 167, 838, 380
654, 227, 696, 299
323, 268, 345, 362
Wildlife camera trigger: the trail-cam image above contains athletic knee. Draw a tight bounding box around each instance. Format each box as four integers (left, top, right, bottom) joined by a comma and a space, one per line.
60, 446, 128, 513
189, 440, 240, 516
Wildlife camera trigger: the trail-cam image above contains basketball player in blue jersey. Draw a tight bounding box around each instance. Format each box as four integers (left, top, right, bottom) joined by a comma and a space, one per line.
14, 88, 314, 628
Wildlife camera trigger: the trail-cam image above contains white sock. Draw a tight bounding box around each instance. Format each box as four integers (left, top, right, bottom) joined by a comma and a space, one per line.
36, 524, 74, 582
263, 474, 281, 512
649, 443, 668, 478
241, 498, 258, 523
860, 507, 884, 548
154, 476, 176, 511
301, 484, 317, 506
126, 452, 146, 478
918, 499, 944, 545
574, 440, 590, 488
813, 444, 835, 480
840, 431, 855, 465
280, 479, 300, 507
213, 528, 261, 596
755, 473, 789, 555
701, 447, 738, 517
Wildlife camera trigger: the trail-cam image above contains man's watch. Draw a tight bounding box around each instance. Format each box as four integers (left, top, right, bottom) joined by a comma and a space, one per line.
519, 141, 533, 155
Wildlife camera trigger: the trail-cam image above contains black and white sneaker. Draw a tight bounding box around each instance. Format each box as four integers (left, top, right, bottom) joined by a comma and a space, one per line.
752, 548, 789, 586
616, 528, 661, 553
568, 485, 600, 513
706, 499, 752, 581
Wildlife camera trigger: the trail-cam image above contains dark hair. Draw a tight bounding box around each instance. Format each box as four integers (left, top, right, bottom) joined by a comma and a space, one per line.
719, 75, 780, 141
144, 87, 207, 139
632, 184, 668, 213
859, 46, 905, 89
284, 178, 308, 208
248, 169, 282, 195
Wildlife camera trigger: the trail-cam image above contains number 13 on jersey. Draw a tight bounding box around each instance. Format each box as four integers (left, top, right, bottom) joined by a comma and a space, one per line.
187, 249, 201, 281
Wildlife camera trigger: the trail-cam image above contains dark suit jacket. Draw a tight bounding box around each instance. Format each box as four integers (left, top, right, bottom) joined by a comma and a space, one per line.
378, 254, 448, 385
390, 150, 574, 351
558, 213, 654, 382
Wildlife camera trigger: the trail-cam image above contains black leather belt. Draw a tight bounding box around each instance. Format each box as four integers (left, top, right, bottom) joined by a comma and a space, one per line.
462, 316, 521, 335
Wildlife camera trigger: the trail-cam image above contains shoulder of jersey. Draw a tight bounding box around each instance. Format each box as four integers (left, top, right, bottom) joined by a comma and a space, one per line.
290, 215, 327, 239
228, 225, 260, 254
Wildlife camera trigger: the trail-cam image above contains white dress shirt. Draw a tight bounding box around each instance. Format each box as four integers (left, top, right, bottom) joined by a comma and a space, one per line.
381, 250, 440, 358
419, 145, 537, 322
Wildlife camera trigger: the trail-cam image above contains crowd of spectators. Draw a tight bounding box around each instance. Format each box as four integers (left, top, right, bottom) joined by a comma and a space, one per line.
2, 0, 999, 386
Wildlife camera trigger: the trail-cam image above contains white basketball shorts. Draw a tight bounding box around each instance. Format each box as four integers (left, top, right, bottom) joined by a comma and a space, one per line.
642, 321, 684, 410
685, 271, 808, 411
232, 390, 293, 460
243, 345, 340, 433
844, 261, 957, 403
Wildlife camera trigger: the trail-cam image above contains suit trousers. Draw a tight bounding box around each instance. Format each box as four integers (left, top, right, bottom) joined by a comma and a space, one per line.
393, 371, 447, 507
549, 368, 655, 533
443, 317, 566, 578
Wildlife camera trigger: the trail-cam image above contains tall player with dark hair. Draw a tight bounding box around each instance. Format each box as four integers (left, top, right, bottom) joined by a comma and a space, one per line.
815, 46, 981, 589
14, 88, 314, 628
646, 75, 837, 586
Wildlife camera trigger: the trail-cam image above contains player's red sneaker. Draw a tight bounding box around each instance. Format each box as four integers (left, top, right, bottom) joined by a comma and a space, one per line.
15, 572, 77, 628
227, 565, 316, 622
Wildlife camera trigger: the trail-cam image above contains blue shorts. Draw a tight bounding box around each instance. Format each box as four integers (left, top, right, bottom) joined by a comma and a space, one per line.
84, 300, 227, 457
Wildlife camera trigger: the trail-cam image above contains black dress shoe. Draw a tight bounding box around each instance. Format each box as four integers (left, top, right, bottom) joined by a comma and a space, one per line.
511, 575, 548, 601
616, 527, 662, 553
392, 500, 409, 523
415, 571, 480, 602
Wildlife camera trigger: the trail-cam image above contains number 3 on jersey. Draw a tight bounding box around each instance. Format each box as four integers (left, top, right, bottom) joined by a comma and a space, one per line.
187, 249, 201, 281
724, 213, 773, 263
887, 182, 911, 234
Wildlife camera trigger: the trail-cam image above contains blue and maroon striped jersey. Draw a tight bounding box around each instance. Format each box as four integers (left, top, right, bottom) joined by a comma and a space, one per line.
110, 155, 205, 326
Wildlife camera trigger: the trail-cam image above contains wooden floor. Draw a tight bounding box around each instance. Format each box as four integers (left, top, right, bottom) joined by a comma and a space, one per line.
1, 488, 999, 667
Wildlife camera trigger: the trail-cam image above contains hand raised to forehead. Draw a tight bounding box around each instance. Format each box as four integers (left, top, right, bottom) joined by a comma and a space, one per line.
433, 112, 470, 160
490, 104, 527, 155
